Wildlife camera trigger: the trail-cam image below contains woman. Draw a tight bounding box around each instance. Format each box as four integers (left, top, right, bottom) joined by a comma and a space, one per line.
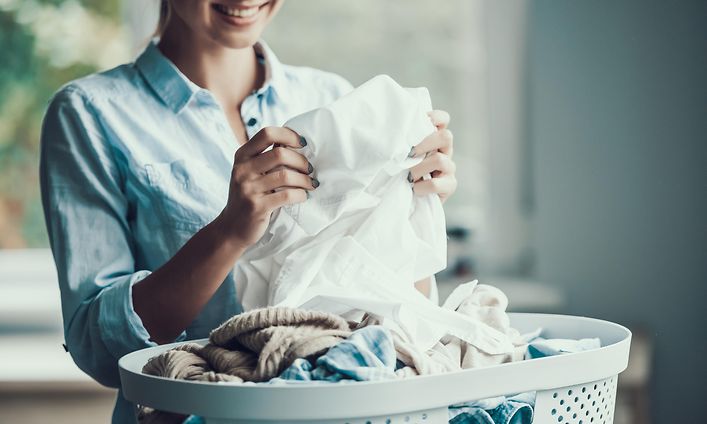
40, 1, 457, 422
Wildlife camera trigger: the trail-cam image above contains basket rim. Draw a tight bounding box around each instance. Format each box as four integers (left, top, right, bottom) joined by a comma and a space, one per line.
119, 312, 632, 420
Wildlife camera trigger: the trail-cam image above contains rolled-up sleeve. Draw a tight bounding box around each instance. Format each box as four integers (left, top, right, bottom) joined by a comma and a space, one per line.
39, 86, 164, 387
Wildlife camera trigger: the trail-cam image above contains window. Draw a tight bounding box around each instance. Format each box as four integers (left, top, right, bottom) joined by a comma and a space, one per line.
2, 1, 531, 277
0, 0, 130, 248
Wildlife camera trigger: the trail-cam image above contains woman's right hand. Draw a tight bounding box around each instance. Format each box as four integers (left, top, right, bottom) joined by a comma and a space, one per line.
216, 126, 317, 249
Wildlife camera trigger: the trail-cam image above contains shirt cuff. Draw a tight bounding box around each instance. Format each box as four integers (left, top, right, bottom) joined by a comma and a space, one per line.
97, 271, 187, 358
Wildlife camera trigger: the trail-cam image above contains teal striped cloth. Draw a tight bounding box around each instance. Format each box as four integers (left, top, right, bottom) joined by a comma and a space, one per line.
275, 325, 398, 382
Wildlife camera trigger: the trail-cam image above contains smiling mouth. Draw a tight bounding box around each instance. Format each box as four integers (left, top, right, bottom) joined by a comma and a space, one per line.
212, 2, 269, 18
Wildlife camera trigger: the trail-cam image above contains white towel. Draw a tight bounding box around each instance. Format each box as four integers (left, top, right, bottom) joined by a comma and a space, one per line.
235, 75, 513, 354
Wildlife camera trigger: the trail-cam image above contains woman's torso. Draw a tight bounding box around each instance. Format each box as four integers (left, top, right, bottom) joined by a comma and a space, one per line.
67, 41, 352, 339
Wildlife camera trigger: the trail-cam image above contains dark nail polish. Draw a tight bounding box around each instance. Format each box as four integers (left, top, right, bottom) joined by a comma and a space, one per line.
311, 178, 320, 188
299, 135, 307, 147
307, 162, 314, 174
407, 146, 416, 158
407, 171, 414, 183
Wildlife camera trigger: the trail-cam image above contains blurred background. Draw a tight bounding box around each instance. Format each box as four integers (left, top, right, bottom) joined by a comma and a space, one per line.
0, 0, 705, 423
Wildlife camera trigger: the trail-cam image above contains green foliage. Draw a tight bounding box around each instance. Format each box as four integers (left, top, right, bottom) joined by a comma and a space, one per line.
0, 1, 124, 248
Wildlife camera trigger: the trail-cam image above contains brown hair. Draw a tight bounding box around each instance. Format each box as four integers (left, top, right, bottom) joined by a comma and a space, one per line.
155, 0, 171, 37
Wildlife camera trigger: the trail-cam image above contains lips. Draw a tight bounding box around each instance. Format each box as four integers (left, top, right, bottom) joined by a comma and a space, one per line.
212, 2, 269, 19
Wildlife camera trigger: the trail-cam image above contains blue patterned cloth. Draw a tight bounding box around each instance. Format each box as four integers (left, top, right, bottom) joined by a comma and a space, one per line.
526, 337, 601, 359
448, 393, 535, 424
275, 325, 398, 382
182, 416, 205, 424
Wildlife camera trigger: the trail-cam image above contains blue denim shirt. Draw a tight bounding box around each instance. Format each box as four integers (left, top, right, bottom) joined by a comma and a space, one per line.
39, 41, 352, 423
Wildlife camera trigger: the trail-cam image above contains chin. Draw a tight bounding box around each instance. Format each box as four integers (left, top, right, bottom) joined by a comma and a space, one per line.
212, 32, 262, 49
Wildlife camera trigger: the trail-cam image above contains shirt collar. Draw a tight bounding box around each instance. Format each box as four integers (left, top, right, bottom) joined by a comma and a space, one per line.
134, 42, 195, 114
253, 40, 289, 103
134, 40, 288, 114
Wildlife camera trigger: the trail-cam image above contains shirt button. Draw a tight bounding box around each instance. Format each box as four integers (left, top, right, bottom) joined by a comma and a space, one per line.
257, 93, 264, 99
247, 117, 258, 126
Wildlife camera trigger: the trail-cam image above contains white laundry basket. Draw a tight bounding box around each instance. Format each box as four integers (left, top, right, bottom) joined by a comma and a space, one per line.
119, 313, 631, 424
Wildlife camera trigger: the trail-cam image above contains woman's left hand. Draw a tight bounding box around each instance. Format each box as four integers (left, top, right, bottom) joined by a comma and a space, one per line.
408, 110, 457, 203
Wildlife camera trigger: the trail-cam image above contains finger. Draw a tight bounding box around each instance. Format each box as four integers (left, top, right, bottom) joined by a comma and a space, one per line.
428, 110, 450, 130
408, 152, 456, 181
236, 126, 305, 161
249, 146, 313, 176
263, 188, 307, 211
252, 168, 318, 194
412, 175, 457, 198
411, 128, 453, 157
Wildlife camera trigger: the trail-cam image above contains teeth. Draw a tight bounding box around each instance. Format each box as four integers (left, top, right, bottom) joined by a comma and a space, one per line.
215, 4, 260, 18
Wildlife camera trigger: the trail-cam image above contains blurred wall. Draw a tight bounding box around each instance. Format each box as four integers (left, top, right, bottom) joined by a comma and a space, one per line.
527, 1, 707, 422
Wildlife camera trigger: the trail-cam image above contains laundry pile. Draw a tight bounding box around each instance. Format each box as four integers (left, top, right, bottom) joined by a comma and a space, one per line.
142, 281, 524, 380
138, 281, 601, 423
138, 281, 532, 423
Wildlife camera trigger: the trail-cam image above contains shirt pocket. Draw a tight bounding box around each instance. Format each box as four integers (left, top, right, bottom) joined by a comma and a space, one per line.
142, 159, 227, 233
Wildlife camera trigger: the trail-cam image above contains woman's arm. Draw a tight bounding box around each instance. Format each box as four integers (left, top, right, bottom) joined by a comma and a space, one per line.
415, 277, 432, 298
133, 127, 316, 344
41, 87, 155, 387
131, 217, 244, 344
41, 87, 316, 389
133, 127, 319, 343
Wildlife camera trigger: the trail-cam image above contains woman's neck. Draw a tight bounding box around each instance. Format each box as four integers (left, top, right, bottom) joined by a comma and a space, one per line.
157, 22, 263, 110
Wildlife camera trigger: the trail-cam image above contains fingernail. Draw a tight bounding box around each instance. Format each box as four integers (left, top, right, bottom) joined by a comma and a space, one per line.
299, 135, 307, 147
407, 146, 416, 158
311, 178, 320, 188
307, 162, 314, 174
407, 171, 414, 183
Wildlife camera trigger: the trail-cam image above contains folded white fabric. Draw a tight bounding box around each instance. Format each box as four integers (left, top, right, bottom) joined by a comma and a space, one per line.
235, 75, 513, 354
383, 280, 529, 377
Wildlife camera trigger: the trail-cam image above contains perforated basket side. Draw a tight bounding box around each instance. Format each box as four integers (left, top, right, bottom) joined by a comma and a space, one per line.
206, 407, 450, 424
534, 376, 618, 424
